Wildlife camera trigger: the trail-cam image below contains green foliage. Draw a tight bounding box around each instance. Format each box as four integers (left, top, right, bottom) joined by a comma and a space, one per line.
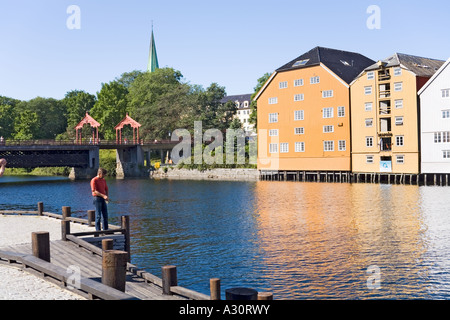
249, 72, 271, 130
60, 90, 97, 140
99, 149, 117, 177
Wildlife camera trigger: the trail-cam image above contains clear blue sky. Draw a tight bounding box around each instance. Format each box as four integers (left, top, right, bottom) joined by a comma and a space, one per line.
1, 0, 450, 101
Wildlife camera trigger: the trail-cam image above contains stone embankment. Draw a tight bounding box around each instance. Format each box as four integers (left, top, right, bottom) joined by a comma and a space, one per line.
151, 167, 259, 181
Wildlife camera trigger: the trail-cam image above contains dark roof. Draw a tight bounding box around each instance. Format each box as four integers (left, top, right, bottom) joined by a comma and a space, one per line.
220, 94, 252, 108
276, 46, 375, 84
365, 53, 445, 77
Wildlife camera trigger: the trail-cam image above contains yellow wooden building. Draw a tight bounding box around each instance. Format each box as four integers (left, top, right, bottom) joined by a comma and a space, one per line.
255, 47, 374, 172
350, 53, 444, 174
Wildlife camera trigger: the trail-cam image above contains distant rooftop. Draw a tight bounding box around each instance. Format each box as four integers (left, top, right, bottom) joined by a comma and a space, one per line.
276, 46, 375, 84
221, 94, 252, 108
365, 53, 445, 77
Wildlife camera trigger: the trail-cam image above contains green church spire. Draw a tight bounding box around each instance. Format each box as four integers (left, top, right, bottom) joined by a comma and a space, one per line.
147, 26, 159, 73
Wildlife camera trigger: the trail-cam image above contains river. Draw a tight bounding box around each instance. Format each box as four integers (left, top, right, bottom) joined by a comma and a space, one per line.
1, 175, 450, 299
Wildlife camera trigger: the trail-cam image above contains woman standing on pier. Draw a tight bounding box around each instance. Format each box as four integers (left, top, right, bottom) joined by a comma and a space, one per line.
0, 159, 6, 177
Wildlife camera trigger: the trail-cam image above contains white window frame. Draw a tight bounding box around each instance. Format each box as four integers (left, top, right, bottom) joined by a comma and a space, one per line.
443, 150, 450, 159
365, 118, 373, 127
338, 140, 346, 151
367, 71, 375, 80
442, 89, 450, 98
395, 99, 403, 109
294, 127, 304, 135
323, 107, 334, 118
310, 76, 320, 84
269, 143, 278, 154
394, 67, 402, 76
294, 79, 304, 87
435, 132, 442, 143
323, 125, 334, 133
443, 132, 450, 143
365, 102, 373, 111
337, 106, 345, 117
323, 141, 334, 152
280, 143, 289, 153
396, 135, 404, 147
294, 94, 304, 101
269, 113, 278, 123
366, 136, 374, 147
442, 110, 450, 118
365, 86, 372, 95
294, 110, 304, 121
366, 155, 374, 164
322, 90, 334, 98
394, 82, 403, 92
395, 116, 404, 126
295, 142, 305, 152
396, 155, 405, 164
279, 81, 288, 89
269, 129, 279, 137
268, 97, 278, 105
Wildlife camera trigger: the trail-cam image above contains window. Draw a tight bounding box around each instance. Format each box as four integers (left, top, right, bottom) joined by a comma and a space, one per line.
280, 143, 289, 153
365, 86, 372, 95
396, 155, 404, 164
269, 143, 278, 153
292, 59, 309, 67
443, 132, 450, 143
395, 116, 404, 126
323, 107, 334, 118
394, 67, 402, 76
338, 140, 346, 151
323, 125, 334, 133
444, 150, 450, 159
366, 155, 374, 164
294, 94, 304, 101
396, 135, 404, 146
294, 127, 304, 135
367, 72, 375, 80
395, 99, 403, 109
366, 136, 374, 147
269, 129, 278, 136
279, 81, 288, 89
322, 90, 334, 98
394, 82, 403, 91
294, 110, 304, 121
435, 132, 442, 143
295, 142, 305, 152
365, 102, 373, 111
323, 141, 334, 151
442, 89, 450, 98
442, 110, 450, 118
268, 97, 278, 105
341, 60, 351, 66
269, 113, 278, 123
294, 79, 304, 87
310, 76, 320, 84
338, 106, 345, 117
365, 118, 373, 127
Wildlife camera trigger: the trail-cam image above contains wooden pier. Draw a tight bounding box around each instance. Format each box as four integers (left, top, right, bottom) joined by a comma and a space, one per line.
260, 170, 450, 186
0, 204, 214, 300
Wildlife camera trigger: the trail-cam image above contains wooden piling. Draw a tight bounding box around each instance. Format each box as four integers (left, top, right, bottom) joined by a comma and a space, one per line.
87, 210, 95, 227
102, 250, 128, 292
61, 220, 70, 241
62, 206, 71, 220
162, 265, 178, 295
37, 202, 44, 216
258, 292, 274, 300
121, 216, 131, 262
32, 232, 50, 262
210, 278, 221, 300
102, 239, 114, 251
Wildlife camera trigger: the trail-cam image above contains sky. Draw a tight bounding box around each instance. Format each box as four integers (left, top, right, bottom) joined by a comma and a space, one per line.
1, 0, 450, 101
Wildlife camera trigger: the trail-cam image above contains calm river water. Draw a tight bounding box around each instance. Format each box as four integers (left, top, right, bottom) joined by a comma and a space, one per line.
1, 175, 450, 299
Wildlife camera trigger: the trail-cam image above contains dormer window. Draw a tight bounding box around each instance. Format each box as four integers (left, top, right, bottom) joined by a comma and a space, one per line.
292, 59, 309, 67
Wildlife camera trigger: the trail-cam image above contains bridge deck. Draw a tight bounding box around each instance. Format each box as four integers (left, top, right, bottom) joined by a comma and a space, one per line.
0, 240, 186, 300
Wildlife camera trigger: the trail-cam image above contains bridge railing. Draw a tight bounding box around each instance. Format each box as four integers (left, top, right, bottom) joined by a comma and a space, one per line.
0, 139, 176, 147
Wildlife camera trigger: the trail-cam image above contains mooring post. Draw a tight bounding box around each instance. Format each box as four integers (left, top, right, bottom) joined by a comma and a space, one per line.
102, 250, 128, 292
32, 231, 50, 262
102, 239, 114, 251
37, 202, 44, 216
258, 292, 274, 300
62, 206, 71, 220
210, 278, 221, 300
162, 265, 178, 295
121, 215, 131, 262
87, 210, 95, 227
61, 220, 70, 241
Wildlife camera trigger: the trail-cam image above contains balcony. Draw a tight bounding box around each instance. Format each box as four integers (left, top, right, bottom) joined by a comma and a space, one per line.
379, 83, 391, 99
378, 70, 391, 82
379, 101, 391, 115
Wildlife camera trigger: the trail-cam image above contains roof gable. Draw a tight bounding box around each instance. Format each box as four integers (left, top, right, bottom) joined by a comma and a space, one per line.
418, 57, 450, 95
275, 46, 375, 84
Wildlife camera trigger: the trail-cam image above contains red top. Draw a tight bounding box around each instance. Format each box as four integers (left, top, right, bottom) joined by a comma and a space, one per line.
91, 176, 108, 197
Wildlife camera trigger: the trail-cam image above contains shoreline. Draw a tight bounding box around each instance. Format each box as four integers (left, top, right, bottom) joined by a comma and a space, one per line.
0, 215, 92, 300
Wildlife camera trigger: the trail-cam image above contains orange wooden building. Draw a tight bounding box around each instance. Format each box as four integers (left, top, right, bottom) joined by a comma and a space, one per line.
255, 47, 374, 172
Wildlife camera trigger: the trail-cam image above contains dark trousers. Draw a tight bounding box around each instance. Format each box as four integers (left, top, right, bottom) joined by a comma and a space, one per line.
93, 197, 108, 231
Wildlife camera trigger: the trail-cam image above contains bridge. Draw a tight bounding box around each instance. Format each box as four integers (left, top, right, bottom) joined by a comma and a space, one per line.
0, 139, 178, 179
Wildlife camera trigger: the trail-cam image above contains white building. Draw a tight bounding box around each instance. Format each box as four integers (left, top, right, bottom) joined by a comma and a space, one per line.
418, 58, 450, 173
221, 94, 255, 135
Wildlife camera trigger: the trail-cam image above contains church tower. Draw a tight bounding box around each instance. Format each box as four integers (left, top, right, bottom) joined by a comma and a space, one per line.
147, 26, 159, 72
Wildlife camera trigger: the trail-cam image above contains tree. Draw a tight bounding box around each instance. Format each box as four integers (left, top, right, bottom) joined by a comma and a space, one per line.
90, 81, 129, 140
249, 72, 271, 130
0, 104, 16, 138
13, 110, 39, 140
60, 90, 97, 140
